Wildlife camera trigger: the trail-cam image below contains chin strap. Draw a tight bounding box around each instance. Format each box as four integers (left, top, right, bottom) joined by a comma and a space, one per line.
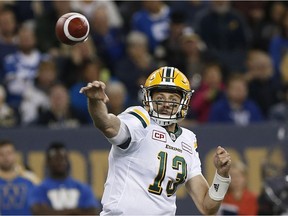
151, 117, 174, 126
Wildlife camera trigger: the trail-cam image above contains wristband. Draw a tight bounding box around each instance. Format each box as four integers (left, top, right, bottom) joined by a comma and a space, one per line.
208, 171, 231, 201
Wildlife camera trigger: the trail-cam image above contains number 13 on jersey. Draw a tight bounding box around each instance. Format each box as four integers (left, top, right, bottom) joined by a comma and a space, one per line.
148, 151, 187, 197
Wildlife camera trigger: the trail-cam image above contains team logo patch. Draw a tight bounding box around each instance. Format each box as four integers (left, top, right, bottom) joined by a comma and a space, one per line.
181, 142, 193, 154
152, 130, 167, 142
169, 133, 176, 141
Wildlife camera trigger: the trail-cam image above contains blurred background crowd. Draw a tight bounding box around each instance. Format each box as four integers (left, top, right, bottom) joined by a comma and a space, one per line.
0, 1, 288, 215
0, 0, 288, 128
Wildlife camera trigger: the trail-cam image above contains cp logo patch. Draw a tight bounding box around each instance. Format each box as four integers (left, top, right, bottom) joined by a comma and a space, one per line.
152, 130, 167, 142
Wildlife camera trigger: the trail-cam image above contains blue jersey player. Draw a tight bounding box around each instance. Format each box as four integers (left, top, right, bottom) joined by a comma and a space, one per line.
29, 142, 100, 215
0, 139, 40, 215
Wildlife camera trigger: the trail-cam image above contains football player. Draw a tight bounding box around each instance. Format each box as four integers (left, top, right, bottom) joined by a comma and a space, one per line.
80, 66, 231, 215
0, 140, 40, 215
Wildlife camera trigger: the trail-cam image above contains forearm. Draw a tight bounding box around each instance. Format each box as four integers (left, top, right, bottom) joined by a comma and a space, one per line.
202, 193, 222, 215
190, 185, 221, 215
187, 183, 220, 215
88, 98, 120, 138
186, 173, 230, 215
203, 172, 231, 215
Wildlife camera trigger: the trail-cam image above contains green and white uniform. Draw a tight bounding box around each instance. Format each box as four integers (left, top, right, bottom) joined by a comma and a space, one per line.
101, 106, 202, 215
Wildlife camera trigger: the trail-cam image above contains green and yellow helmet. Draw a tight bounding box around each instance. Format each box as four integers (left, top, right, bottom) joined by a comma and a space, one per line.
141, 66, 193, 126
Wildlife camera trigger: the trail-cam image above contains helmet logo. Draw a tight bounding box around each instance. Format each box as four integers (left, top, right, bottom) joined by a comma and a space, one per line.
181, 80, 187, 84
149, 74, 155, 81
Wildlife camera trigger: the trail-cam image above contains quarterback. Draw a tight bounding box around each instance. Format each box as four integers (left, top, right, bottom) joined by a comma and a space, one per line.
80, 66, 231, 215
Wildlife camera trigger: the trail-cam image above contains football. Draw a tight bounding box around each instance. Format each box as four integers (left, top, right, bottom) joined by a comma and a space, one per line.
55, 12, 90, 45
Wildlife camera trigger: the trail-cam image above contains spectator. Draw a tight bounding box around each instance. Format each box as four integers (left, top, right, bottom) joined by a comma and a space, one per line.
117, 1, 142, 34
269, 85, 288, 123
0, 139, 40, 215
0, 6, 18, 82
131, 0, 170, 54
269, 9, 288, 85
258, 173, 288, 215
245, 49, 280, 118
71, 0, 123, 28
178, 27, 210, 90
194, 0, 251, 72
57, 36, 98, 88
190, 62, 225, 123
0, 85, 17, 127
29, 142, 100, 215
169, 1, 210, 28
105, 80, 127, 115
219, 160, 258, 215
12, 1, 37, 25
209, 74, 263, 126
90, 5, 125, 75
3, 24, 49, 110
36, 84, 83, 128
34, 0, 73, 53
158, 16, 210, 89
69, 58, 109, 124
20, 59, 58, 125
281, 50, 288, 86
0, 6, 18, 45
156, 11, 187, 66
115, 31, 158, 106
258, 139, 288, 215
259, 1, 287, 51
232, 1, 268, 50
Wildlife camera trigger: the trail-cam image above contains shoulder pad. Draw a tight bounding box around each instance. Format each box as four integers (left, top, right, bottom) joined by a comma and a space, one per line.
125, 106, 150, 128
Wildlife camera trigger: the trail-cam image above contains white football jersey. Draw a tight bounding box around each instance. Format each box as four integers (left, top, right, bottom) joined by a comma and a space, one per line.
100, 106, 202, 215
